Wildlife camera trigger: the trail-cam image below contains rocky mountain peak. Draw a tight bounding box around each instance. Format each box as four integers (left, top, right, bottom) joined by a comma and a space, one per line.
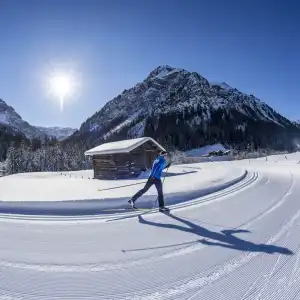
72, 65, 299, 152
211, 82, 234, 91
147, 65, 175, 78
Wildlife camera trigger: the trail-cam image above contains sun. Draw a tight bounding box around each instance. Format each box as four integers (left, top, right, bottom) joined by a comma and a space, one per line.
48, 72, 74, 111
50, 74, 72, 97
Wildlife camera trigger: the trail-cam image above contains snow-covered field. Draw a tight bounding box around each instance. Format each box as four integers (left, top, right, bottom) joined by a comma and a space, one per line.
0, 164, 245, 214
254, 151, 300, 162
0, 153, 300, 298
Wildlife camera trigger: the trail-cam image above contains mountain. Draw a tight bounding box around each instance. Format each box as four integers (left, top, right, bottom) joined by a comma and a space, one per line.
294, 120, 300, 127
69, 65, 300, 152
210, 82, 234, 91
0, 99, 46, 139
37, 126, 77, 141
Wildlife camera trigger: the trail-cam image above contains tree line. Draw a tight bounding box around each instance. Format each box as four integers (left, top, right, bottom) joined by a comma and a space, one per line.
4, 137, 91, 175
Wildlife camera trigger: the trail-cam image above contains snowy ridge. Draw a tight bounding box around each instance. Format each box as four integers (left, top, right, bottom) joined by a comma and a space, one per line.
36, 126, 77, 141
0, 99, 46, 139
210, 82, 234, 90
0, 98, 76, 140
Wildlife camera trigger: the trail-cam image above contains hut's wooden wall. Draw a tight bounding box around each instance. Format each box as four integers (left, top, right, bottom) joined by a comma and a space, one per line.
92, 140, 162, 180
130, 141, 160, 169
93, 153, 133, 180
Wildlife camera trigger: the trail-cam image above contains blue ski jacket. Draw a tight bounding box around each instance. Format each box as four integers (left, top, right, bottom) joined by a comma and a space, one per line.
149, 155, 166, 179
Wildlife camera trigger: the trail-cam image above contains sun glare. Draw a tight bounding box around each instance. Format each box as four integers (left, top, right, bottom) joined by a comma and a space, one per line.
48, 73, 74, 111
50, 74, 72, 97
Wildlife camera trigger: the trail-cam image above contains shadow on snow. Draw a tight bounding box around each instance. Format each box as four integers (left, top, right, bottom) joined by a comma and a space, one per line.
136, 213, 293, 255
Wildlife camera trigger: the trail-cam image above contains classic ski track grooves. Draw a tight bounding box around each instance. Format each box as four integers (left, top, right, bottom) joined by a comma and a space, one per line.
0, 171, 293, 274
0, 162, 300, 299
128, 203, 300, 300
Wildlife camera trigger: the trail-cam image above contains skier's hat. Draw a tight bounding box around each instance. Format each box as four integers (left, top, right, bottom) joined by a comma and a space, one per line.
160, 150, 168, 155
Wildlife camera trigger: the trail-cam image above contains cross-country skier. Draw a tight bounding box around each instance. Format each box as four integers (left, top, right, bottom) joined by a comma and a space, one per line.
128, 150, 170, 212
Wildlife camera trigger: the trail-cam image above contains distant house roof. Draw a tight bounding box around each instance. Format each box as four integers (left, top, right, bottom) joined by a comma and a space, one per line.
85, 137, 166, 156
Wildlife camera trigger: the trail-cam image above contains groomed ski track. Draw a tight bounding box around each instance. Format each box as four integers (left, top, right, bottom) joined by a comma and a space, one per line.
1, 159, 300, 299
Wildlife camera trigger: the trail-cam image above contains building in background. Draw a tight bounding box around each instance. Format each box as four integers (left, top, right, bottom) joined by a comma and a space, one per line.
85, 137, 166, 179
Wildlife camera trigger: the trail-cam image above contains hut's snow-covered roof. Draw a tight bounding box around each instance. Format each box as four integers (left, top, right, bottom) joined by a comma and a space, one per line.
84, 137, 166, 156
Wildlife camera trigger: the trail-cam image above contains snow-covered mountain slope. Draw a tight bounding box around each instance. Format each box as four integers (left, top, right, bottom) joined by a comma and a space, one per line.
0, 99, 46, 139
37, 126, 77, 141
74, 65, 299, 151
0, 99, 76, 141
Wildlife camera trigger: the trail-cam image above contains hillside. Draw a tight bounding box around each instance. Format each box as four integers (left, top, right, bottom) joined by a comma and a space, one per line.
0, 98, 78, 160
0, 99, 46, 140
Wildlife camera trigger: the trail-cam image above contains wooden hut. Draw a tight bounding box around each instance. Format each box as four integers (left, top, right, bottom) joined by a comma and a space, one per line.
84, 137, 166, 180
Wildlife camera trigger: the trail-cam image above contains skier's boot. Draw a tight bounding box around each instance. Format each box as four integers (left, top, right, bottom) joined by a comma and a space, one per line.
128, 199, 137, 209
159, 207, 170, 212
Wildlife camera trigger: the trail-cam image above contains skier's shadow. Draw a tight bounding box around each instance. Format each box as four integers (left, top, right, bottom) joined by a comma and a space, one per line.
138, 213, 293, 255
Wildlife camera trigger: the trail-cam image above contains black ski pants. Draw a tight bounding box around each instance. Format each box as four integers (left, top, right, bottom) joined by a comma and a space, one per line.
131, 177, 164, 208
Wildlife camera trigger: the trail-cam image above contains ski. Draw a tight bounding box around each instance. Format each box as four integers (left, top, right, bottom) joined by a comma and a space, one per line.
159, 208, 170, 213
126, 207, 170, 213
127, 200, 170, 212
125, 207, 152, 212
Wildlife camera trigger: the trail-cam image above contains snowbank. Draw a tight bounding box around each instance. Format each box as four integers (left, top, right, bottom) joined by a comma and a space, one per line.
0, 163, 246, 215
253, 151, 300, 163
185, 144, 228, 157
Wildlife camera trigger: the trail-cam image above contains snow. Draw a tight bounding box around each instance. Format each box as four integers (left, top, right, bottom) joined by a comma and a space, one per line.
2, 153, 300, 298
36, 126, 76, 141
211, 82, 234, 90
254, 151, 300, 163
144, 87, 159, 98
246, 100, 282, 126
185, 143, 228, 157
155, 69, 170, 79
127, 120, 146, 138
156, 68, 183, 79
150, 65, 183, 80
103, 111, 141, 140
236, 123, 246, 131
88, 124, 100, 132
0, 112, 9, 125
0, 163, 244, 205
0, 99, 46, 139
85, 137, 166, 156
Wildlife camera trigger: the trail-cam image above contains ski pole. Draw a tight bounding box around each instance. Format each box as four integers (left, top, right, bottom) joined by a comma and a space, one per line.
97, 180, 147, 192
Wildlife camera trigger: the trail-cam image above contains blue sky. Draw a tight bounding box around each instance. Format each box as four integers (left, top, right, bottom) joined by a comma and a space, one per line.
0, 0, 299, 128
